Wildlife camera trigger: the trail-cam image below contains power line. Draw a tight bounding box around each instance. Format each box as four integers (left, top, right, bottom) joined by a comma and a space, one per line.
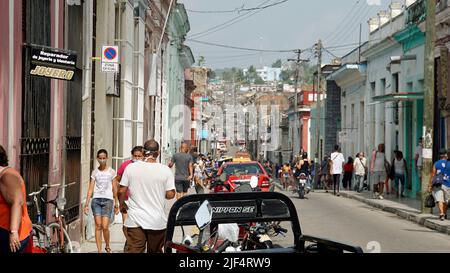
187, 38, 302, 53
186, 0, 288, 14
325, 2, 370, 46
189, 0, 271, 38
331, 4, 374, 47
323, 0, 362, 44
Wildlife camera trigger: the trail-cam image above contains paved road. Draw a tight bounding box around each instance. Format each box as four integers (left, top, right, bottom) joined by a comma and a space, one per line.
278, 189, 450, 253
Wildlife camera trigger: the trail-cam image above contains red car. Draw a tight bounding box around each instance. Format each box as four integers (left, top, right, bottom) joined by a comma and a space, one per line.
213, 161, 272, 193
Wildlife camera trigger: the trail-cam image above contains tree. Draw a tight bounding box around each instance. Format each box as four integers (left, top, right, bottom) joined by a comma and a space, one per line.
254, 76, 265, 85
272, 59, 282, 68
197, 56, 206, 67
208, 70, 216, 79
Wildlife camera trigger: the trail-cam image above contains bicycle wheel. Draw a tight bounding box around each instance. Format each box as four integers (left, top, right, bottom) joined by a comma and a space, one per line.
31, 224, 48, 251
47, 223, 74, 253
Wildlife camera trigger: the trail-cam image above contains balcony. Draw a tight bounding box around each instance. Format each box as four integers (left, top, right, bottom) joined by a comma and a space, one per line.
406, 0, 426, 25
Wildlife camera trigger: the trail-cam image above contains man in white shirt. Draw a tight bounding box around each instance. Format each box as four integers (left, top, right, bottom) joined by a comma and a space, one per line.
118, 139, 176, 253
330, 145, 345, 196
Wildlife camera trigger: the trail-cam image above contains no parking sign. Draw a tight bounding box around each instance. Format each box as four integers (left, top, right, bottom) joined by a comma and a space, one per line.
102, 46, 119, 72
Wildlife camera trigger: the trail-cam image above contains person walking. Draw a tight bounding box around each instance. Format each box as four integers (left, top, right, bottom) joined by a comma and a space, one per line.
169, 143, 193, 200
342, 157, 354, 191
193, 156, 205, 194
370, 144, 389, 200
84, 149, 118, 253
415, 137, 423, 184
353, 152, 368, 192
118, 140, 176, 253
279, 163, 292, 191
428, 149, 450, 221
319, 155, 331, 192
330, 145, 345, 196
112, 146, 144, 252
392, 151, 408, 198
0, 145, 33, 253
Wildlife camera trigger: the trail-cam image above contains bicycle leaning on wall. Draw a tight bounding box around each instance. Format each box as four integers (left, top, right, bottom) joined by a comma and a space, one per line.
27, 183, 75, 253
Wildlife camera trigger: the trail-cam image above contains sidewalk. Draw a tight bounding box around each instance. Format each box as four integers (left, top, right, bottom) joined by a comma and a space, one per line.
272, 180, 450, 236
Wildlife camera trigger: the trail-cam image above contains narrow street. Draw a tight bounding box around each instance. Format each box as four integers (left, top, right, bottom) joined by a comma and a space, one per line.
2, 0, 450, 258
81, 185, 450, 253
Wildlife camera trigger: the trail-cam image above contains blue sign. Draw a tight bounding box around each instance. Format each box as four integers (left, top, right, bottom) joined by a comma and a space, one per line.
104, 47, 117, 60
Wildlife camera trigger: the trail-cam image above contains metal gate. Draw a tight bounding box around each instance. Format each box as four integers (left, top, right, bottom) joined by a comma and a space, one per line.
63, 4, 84, 224
21, 0, 51, 222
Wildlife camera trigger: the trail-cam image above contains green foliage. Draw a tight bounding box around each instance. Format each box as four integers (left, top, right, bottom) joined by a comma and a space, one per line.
272, 59, 282, 68
198, 56, 206, 67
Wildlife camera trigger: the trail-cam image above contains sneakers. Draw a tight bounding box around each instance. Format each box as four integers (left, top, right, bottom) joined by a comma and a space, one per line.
378, 195, 384, 200
440, 214, 446, 221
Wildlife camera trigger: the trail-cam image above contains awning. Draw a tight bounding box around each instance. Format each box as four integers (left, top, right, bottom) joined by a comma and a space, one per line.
372, 92, 424, 102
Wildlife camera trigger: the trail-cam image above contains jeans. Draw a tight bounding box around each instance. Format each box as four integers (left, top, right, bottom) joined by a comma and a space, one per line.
355, 175, 365, 192
394, 173, 405, 194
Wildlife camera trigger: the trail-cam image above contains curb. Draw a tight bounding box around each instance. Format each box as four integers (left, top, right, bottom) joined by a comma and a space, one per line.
338, 191, 450, 236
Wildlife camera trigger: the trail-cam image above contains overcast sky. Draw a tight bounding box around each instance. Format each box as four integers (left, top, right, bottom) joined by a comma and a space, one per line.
180, 0, 392, 69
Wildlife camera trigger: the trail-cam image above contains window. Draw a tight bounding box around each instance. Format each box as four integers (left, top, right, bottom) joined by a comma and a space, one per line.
392, 73, 399, 93
351, 104, 355, 129
380, 79, 386, 95
370, 82, 376, 100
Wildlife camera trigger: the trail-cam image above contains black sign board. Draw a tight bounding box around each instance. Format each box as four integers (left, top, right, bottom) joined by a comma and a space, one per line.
28, 45, 77, 81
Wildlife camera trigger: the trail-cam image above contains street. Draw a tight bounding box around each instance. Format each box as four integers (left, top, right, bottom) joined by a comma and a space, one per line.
2, 0, 450, 256
285, 190, 450, 253
81, 185, 450, 253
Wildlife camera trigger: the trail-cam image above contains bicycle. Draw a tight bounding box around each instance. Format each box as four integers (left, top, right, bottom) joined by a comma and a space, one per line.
27, 182, 76, 253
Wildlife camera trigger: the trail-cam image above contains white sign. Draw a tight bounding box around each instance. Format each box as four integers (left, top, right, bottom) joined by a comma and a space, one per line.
102, 62, 119, 73
102, 46, 119, 63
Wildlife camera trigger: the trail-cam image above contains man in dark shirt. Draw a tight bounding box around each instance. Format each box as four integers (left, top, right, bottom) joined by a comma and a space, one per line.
169, 143, 193, 200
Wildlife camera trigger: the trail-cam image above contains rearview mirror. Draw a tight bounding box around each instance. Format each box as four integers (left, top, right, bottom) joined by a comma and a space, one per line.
195, 200, 213, 231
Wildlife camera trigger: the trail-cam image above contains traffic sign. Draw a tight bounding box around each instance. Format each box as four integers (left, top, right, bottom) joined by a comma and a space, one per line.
102, 62, 119, 73
102, 46, 119, 63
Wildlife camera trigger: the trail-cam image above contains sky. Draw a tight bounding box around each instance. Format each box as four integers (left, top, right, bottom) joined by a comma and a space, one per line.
180, 0, 392, 69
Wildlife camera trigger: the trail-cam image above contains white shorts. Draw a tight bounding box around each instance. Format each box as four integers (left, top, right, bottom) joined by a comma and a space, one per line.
432, 184, 450, 204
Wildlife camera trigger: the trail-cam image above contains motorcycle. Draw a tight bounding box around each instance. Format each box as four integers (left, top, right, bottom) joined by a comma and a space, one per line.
295, 173, 308, 199
165, 192, 364, 253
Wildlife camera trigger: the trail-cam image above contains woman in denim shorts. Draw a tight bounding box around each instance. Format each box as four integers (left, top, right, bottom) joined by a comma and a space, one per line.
84, 149, 118, 253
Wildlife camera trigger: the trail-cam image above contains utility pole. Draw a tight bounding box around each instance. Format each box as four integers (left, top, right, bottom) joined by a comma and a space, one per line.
421, 0, 436, 213
288, 50, 309, 159
315, 40, 323, 163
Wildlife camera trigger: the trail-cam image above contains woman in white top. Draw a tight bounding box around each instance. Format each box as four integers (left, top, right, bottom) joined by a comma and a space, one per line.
393, 150, 408, 198
83, 149, 118, 253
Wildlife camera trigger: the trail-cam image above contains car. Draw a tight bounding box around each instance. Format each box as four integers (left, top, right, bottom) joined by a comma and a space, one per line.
214, 161, 272, 192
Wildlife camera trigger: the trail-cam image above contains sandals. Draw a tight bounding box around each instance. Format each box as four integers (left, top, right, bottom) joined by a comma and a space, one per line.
439, 214, 446, 221
105, 246, 112, 253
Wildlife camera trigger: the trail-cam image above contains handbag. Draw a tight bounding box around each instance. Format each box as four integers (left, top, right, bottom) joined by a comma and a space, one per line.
425, 194, 436, 208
